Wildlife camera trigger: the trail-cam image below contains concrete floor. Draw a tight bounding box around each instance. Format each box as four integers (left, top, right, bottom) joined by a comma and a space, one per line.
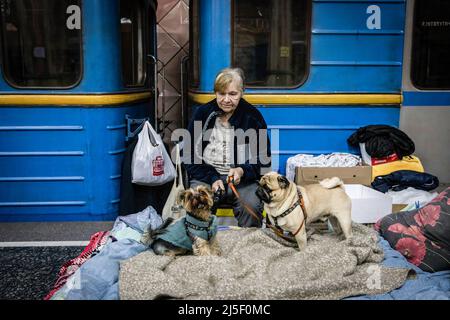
0, 221, 114, 242
0, 246, 83, 300
0, 221, 114, 300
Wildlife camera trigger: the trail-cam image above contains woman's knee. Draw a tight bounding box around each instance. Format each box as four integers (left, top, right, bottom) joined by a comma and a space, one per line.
233, 184, 263, 228
236, 183, 262, 208
189, 179, 211, 189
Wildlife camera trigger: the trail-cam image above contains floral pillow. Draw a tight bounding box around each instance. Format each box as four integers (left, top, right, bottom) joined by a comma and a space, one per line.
375, 187, 450, 272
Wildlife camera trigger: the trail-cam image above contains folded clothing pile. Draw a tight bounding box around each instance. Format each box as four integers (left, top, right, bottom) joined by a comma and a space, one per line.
348, 125, 415, 161
348, 125, 439, 192
286, 153, 362, 181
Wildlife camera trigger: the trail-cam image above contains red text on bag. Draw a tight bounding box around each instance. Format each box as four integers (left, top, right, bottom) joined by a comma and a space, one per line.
153, 156, 165, 176
372, 153, 399, 165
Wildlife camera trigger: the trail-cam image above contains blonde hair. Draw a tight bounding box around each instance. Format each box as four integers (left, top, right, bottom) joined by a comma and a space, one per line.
214, 68, 245, 94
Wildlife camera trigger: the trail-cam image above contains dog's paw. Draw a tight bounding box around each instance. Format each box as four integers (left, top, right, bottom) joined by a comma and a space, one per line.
191, 237, 206, 256
210, 246, 222, 256
192, 243, 201, 256
210, 238, 222, 256
141, 232, 152, 246
192, 238, 220, 256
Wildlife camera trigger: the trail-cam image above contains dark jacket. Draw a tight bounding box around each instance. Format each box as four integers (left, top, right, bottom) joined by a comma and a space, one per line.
185, 98, 271, 185
347, 125, 415, 158
371, 170, 440, 193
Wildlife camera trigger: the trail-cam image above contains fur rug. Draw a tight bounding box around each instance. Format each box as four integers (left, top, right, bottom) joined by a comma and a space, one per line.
119, 223, 411, 300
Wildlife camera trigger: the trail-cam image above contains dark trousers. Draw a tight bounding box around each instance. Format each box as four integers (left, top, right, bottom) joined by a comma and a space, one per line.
190, 176, 263, 228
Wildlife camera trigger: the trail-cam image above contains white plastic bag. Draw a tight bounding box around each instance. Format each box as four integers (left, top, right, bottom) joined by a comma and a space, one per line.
131, 121, 176, 186
162, 143, 186, 221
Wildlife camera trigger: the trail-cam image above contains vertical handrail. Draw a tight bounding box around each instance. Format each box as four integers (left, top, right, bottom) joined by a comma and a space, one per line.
180, 55, 190, 129
147, 54, 158, 130
160, 60, 166, 138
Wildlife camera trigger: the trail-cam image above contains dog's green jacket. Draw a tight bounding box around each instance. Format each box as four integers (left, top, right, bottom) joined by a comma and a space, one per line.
156, 214, 218, 250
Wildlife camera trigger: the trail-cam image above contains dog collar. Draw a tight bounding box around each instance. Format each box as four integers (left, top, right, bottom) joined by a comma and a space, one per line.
185, 213, 214, 228
155, 215, 218, 251
185, 213, 217, 241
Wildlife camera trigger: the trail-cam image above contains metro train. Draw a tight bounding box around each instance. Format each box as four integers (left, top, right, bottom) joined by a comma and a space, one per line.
0, 0, 158, 221
0, 0, 449, 222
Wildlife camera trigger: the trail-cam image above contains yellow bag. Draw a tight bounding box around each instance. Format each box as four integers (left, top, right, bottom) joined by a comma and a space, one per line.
372, 155, 424, 181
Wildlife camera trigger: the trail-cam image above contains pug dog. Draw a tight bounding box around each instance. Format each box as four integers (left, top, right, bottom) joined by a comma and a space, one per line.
256, 172, 352, 250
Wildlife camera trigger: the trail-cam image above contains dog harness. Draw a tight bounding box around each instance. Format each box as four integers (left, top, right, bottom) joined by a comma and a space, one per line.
271, 189, 308, 237
228, 176, 304, 243
156, 214, 218, 250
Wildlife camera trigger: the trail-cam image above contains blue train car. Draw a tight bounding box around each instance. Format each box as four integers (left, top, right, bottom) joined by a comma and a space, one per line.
188, 0, 449, 180
0, 0, 157, 221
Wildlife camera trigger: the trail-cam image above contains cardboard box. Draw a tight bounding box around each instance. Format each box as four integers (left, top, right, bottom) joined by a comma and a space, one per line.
295, 165, 372, 186
392, 204, 408, 213
343, 184, 393, 224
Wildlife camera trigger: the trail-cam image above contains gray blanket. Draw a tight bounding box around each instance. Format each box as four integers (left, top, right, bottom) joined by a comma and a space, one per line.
119, 224, 410, 300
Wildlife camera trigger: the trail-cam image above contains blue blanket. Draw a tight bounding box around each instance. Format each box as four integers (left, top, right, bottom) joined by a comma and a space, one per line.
51, 208, 450, 300
50, 206, 160, 300
348, 237, 450, 300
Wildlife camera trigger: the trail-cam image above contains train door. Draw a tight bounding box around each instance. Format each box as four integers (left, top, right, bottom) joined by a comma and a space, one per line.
400, 0, 450, 183
120, 0, 158, 126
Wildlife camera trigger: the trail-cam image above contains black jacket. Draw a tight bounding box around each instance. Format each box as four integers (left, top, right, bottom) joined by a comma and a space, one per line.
348, 125, 415, 158
185, 98, 271, 185
372, 170, 439, 193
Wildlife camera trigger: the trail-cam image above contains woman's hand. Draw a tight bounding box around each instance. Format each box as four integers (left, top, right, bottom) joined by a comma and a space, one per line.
228, 167, 244, 185
212, 179, 225, 192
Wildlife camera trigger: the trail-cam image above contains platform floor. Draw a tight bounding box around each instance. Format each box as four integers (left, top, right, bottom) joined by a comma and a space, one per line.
0, 183, 448, 300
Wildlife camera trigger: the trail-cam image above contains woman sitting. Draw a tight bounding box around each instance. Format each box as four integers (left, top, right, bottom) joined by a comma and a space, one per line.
184, 68, 271, 227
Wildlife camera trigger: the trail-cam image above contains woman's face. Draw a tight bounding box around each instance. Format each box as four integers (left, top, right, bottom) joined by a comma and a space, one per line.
215, 80, 242, 114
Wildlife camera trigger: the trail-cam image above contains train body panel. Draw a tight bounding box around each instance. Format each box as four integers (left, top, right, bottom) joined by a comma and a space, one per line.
260, 106, 400, 174
305, 0, 405, 92
0, 0, 157, 221
195, 0, 406, 93
0, 104, 149, 222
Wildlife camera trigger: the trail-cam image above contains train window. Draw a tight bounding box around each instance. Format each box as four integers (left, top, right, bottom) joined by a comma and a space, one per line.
120, 0, 147, 87
0, 0, 82, 88
232, 0, 310, 88
411, 0, 450, 89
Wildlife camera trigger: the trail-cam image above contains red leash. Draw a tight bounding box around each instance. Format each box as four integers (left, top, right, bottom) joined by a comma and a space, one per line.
226, 176, 297, 243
